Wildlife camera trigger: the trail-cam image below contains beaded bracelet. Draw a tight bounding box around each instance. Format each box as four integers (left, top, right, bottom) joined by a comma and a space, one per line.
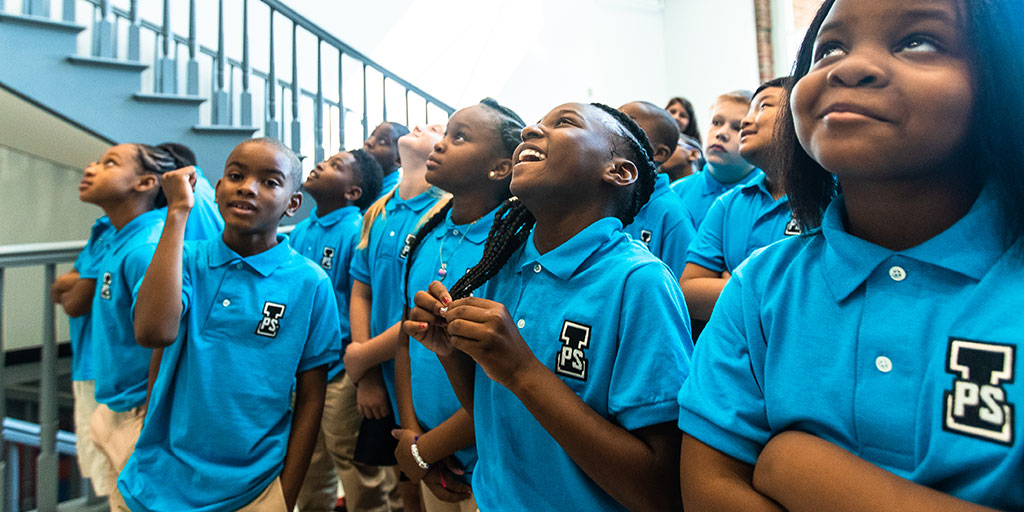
411, 435, 430, 470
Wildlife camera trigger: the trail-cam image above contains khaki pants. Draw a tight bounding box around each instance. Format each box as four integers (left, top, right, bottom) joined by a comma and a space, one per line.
297, 373, 398, 511
91, 403, 145, 511
73, 380, 112, 496
119, 477, 288, 512
419, 481, 477, 512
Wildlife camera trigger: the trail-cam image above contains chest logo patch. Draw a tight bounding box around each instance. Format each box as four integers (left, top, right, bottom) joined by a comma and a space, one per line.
556, 321, 591, 381
320, 246, 336, 270
639, 229, 653, 247
99, 272, 112, 300
784, 215, 802, 236
255, 301, 287, 338
943, 338, 1015, 446
400, 234, 416, 260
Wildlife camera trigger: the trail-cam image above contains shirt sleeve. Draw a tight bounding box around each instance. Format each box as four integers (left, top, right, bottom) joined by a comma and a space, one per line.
350, 243, 371, 285
686, 196, 728, 273
299, 274, 342, 373
660, 213, 698, 279
130, 242, 194, 320
676, 257, 772, 465
609, 261, 694, 431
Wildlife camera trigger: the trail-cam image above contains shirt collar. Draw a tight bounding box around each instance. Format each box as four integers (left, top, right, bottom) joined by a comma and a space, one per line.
821, 185, 1004, 302
209, 235, 293, 277
387, 187, 446, 215
700, 165, 763, 197
309, 205, 360, 227
432, 204, 500, 245
520, 217, 623, 281
109, 209, 164, 250
649, 174, 672, 200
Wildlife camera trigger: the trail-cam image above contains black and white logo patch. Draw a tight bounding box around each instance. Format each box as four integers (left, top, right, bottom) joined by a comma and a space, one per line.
784, 215, 802, 236
255, 301, 287, 338
556, 320, 591, 381
99, 272, 112, 300
943, 338, 1015, 445
320, 246, 336, 270
639, 229, 653, 247
399, 234, 416, 260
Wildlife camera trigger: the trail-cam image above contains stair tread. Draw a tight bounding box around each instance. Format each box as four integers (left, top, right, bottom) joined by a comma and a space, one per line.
133, 93, 207, 104
66, 55, 148, 71
193, 124, 260, 134
0, 12, 85, 33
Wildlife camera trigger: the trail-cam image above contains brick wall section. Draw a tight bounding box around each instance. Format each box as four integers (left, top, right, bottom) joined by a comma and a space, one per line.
793, 0, 824, 31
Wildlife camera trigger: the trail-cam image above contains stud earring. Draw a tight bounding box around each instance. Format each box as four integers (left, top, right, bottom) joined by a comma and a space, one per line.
488, 171, 496, 178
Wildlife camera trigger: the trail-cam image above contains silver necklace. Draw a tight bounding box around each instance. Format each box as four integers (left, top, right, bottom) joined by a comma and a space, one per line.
437, 221, 475, 279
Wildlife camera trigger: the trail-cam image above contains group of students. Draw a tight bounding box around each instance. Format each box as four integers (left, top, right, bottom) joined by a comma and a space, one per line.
51, 0, 1023, 510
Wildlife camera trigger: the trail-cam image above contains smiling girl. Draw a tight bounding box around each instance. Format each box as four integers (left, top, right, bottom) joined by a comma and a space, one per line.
677, 0, 1024, 510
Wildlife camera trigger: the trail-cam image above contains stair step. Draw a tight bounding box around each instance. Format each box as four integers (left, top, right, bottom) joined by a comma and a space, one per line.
192, 124, 260, 135
133, 93, 207, 105
66, 55, 148, 72
0, 12, 85, 33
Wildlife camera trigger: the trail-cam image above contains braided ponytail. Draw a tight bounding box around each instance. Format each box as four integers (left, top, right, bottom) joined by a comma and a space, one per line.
402, 199, 454, 310
448, 197, 536, 300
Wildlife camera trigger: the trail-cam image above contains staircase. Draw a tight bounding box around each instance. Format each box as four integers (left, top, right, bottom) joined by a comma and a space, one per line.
0, 2, 452, 510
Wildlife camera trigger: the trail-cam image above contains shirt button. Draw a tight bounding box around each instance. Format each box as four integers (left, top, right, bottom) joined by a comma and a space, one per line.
516, 319, 526, 329
533, 264, 542, 273
875, 356, 893, 373
453, 229, 460, 236
235, 263, 243, 269
888, 266, 906, 281
222, 299, 231, 307
390, 231, 396, 237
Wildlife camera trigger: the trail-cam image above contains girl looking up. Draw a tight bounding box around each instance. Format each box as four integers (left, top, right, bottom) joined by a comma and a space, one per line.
391, 98, 524, 511
407, 103, 693, 511
678, 0, 1024, 510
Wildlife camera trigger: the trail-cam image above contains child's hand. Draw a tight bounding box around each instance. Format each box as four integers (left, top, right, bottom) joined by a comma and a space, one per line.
355, 374, 390, 420
404, 281, 456, 356
442, 297, 539, 390
51, 270, 80, 303
421, 461, 471, 503
161, 166, 197, 212
391, 427, 428, 480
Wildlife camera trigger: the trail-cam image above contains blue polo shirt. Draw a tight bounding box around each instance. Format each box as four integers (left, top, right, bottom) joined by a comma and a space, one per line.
405, 205, 500, 476
182, 166, 224, 240
351, 187, 446, 411
671, 164, 763, 231
471, 217, 693, 511
687, 172, 799, 273
119, 236, 341, 512
624, 174, 696, 278
677, 188, 1023, 509
69, 216, 113, 381
379, 169, 401, 200
289, 205, 363, 381
90, 209, 164, 412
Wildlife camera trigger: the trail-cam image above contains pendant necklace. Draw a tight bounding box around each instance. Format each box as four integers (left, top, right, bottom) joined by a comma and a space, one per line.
438, 220, 475, 280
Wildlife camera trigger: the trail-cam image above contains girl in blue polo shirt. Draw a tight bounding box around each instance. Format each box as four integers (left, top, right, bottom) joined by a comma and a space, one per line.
392, 98, 523, 510
73, 143, 176, 509
680, 77, 796, 325
406, 102, 693, 511
677, 0, 1024, 510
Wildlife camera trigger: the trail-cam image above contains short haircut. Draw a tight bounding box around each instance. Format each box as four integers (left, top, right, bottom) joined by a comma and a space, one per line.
242, 137, 302, 192
715, 90, 754, 107
753, 77, 791, 99
621, 101, 681, 153
387, 122, 410, 140
349, 149, 383, 210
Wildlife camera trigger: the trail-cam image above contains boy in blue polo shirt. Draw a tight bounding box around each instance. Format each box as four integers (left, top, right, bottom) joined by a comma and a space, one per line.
680, 78, 797, 324
671, 90, 762, 231
290, 149, 384, 511
122, 137, 341, 511
618, 101, 696, 277
364, 122, 410, 198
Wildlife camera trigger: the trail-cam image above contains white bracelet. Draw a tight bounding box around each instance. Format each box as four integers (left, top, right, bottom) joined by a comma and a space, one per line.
411, 440, 430, 470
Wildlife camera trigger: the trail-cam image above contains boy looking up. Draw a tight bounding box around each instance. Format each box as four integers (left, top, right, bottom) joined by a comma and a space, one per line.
364, 122, 410, 197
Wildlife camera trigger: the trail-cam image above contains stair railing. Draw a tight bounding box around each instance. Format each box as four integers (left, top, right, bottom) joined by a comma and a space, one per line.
8, 0, 454, 164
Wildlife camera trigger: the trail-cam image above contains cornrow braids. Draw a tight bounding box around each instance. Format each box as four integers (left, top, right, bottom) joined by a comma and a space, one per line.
448, 197, 536, 300
478, 97, 526, 156
135, 143, 179, 209
402, 199, 454, 311
156, 142, 197, 167
589, 103, 659, 225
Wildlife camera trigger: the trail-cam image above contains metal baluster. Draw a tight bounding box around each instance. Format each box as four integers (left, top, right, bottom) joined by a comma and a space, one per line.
96, 0, 113, 57
157, 0, 174, 93
25, 0, 47, 17
361, 63, 368, 141
404, 89, 410, 126
290, 23, 300, 154
381, 75, 387, 122
62, 0, 75, 22
240, 0, 252, 126
36, 264, 58, 512
338, 52, 345, 150
265, 7, 278, 139
213, 0, 228, 124
127, 0, 140, 61
186, 0, 199, 95
425, 101, 430, 124
314, 39, 323, 163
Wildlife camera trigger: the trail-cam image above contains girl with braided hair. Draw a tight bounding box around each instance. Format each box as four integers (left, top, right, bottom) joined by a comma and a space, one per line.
405, 102, 693, 511
390, 98, 524, 511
